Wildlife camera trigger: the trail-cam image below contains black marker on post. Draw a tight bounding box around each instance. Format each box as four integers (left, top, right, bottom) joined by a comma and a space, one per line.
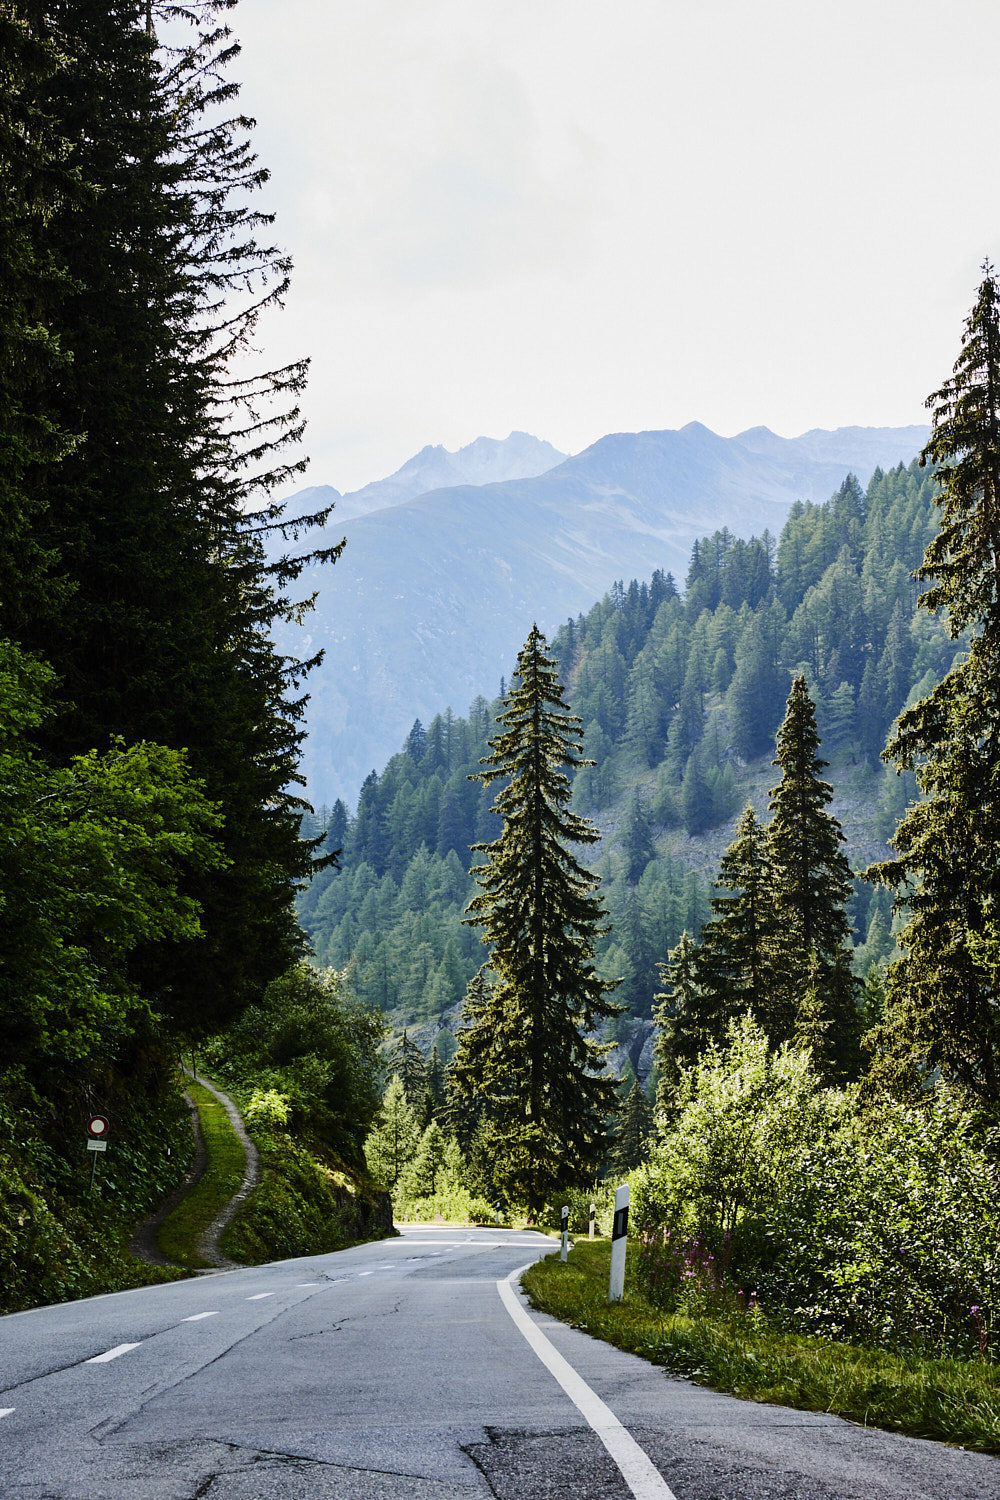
608, 1183, 629, 1302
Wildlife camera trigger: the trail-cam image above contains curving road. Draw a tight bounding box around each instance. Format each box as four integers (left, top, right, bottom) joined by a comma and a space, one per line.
1, 1227, 997, 1499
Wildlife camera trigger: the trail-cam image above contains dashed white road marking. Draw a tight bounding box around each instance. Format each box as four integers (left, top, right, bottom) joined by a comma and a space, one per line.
498, 1267, 678, 1500
85, 1344, 142, 1364
0, 1409, 14, 1419
181, 1311, 220, 1322
246, 1293, 273, 1301
358, 1271, 374, 1277
296, 1282, 320, 1287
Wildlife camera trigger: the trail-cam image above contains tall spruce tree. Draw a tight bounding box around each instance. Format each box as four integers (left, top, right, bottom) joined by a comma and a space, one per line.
609, 1079, 653, 1173
652, 931, 720, 1111
767, 675, 860, 1069
867, 263, 1000, 1104
12, 2, 341, 1037
695, 803, 786, 1039
450, 625, 620, 1217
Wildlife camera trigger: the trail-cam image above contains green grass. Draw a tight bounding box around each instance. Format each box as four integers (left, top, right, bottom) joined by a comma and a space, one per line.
156, 1078, 246, 1269
522, 1239, 1000, 1453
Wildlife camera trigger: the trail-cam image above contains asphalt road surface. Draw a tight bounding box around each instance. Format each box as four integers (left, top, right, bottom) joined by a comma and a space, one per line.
1, 1226, 997, 1499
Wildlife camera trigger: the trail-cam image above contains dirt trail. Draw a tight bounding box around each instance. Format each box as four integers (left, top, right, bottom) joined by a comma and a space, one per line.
128, 1072, 260, 1272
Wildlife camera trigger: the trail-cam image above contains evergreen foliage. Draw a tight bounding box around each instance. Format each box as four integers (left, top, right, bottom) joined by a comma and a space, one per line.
610, 1080, 654, 1173
364, 1076, 420, 1192
450, 627, 621, 1216
6, 1, 341, 1042
867, 263, 1000, 1105
301, 463, 959, 1033
652, 931, 713, 1112
695, 804, 784, 1040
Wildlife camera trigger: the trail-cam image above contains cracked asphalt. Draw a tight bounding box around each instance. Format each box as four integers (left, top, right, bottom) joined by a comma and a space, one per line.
1, 1226, 997, 1499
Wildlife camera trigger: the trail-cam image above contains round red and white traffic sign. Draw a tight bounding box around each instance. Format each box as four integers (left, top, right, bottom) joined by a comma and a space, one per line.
87, 1115, 109, 1139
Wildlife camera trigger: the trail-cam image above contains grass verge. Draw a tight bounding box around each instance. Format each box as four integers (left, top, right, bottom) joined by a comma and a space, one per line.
156, 1078, 245, 1268
521, 1239, 1000, 1453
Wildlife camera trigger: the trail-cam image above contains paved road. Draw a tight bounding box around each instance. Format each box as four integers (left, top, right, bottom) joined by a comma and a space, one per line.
1, 1226, 997, 1499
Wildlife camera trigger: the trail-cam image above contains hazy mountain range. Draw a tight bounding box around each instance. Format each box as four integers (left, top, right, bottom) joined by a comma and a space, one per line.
291, 431, 566, 523
276, 422, 929, 806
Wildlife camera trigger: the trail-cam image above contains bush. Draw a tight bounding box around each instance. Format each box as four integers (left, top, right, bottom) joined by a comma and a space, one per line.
632, 1016, 844, 1256
760, 1096, 1000, 1358
631, 1017, 1000, 1360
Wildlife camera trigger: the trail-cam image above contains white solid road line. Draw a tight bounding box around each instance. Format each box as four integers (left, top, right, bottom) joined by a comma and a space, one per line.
181, 1311, 220, 1321
85, 1343, 142, 1364
246, 1293, 273, 1300
498, 1267, 678, 1500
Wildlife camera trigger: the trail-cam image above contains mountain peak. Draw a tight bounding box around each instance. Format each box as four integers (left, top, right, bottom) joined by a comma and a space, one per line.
330, 432, 568, 520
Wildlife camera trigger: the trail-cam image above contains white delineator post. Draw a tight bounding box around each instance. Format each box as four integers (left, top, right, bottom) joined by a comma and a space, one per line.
608, 1183, 629, 1303
560, 1204, 569, 1262
588, 1201, 596, 1240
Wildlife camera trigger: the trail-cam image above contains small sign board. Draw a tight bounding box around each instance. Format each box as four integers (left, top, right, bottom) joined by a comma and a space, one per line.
87, 1139, 107, 1152
87, 1115, 109, 1139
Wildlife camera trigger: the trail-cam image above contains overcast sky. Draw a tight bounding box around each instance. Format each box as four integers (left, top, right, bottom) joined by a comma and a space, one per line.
227, 0, 1000, 493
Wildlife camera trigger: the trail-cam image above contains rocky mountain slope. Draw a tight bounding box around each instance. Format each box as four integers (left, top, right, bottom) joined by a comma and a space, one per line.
279, 422, 928, 804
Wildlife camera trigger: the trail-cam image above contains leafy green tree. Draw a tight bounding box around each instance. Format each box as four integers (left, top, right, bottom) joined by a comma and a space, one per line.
867, 263, 1000, 1104
203, 962, 385, 1171
451, 626, 621, 1218
0, 640, 223, 1074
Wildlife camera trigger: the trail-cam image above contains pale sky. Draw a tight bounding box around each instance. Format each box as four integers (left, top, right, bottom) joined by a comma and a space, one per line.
228, 0, 1000, 493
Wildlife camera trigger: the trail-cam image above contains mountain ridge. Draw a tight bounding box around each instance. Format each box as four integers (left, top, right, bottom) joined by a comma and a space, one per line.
280, 422, 930, 804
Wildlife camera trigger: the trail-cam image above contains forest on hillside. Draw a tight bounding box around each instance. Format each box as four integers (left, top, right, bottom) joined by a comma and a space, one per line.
299, 457, 963, 1029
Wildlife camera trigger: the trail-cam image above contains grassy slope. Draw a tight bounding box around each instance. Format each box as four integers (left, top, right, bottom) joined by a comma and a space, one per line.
522, 1240, 1000, 1454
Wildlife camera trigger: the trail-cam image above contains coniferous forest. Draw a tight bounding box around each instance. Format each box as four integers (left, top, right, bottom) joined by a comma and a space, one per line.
299, 454, 963, 1031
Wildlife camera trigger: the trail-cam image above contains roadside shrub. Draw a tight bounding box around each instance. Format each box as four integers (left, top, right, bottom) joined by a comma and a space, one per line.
632, 1016, 844, 1257
243, 1087, 291, 1134
761, 1096, 1000, 1358
632, 1017, 1000, 1359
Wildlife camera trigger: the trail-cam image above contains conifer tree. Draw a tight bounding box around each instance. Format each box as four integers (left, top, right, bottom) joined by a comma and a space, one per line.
652, 930, 719, 1112
609, 1080, 653, 1173
696, 804, 789, 1040
364, 1075, 419, 1192
450, 625, 620, 1217
391, 1029, 428, 1109
12, 2, 341, 1038
767, 675, 860, 1066
867, 263, 1000, 1104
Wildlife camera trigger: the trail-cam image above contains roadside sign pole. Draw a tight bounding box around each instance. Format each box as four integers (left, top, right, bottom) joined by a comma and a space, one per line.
86, 1116, 110, 1196
608, 1183, 629, 1303
560, 1204, 569, 1262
